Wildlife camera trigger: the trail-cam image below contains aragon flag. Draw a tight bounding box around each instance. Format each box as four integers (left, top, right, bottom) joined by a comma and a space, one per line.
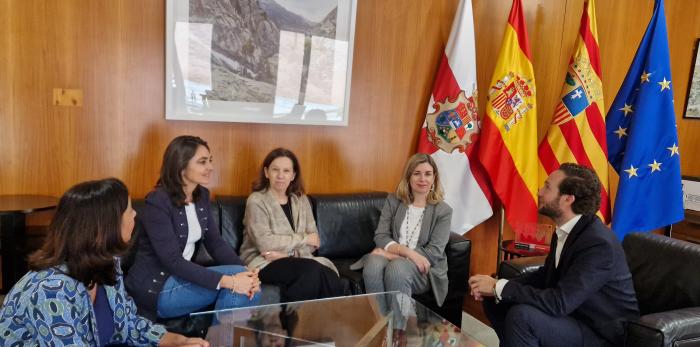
417, 0, 494, 233
477, 0, 538, 231
538, 0, 611, 223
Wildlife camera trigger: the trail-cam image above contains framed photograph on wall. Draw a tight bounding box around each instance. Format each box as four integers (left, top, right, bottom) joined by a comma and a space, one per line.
165, 0, 357, 126
684, 38, 700, 119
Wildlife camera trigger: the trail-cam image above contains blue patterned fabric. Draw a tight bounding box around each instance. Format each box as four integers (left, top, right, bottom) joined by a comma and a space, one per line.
0, 259, 166, 346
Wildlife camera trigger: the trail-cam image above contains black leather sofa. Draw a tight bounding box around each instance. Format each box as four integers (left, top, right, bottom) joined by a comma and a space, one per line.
498, 232, 700, 347
128, 192, 471, 336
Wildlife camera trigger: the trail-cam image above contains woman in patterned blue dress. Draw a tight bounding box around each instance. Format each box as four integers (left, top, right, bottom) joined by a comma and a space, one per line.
0, 178, 208, 346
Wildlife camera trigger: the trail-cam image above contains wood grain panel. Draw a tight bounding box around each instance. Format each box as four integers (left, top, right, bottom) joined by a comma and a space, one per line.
666, 0, 700, 177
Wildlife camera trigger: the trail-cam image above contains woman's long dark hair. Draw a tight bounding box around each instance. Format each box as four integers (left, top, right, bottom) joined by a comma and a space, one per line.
252, 148, 305, 196
28, 178, 130, 287
158, 135, 209, 207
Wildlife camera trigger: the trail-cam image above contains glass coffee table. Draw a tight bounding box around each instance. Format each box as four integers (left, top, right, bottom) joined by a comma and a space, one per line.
191, 292, 485, 346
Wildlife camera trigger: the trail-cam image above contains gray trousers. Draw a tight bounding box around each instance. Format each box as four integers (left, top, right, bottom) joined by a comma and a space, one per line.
362, 254, 430, 297
363, 254, 431, 329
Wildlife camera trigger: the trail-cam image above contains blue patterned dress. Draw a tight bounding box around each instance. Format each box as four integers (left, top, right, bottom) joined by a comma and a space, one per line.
0, 259, 166, 346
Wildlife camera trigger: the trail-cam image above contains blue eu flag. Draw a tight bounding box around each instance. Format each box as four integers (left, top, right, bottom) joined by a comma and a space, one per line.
606, 0, 684, 239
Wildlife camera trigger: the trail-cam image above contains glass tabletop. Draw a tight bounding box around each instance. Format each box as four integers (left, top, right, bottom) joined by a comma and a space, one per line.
191, 292, 485, 347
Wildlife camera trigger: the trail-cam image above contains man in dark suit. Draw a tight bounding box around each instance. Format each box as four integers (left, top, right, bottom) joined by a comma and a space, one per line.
468, 163, 639, 346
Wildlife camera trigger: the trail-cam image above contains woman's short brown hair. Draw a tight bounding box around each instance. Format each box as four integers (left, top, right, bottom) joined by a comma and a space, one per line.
252, 148, 305, 196
28, 178, 130, 287
395, 153, 444, 205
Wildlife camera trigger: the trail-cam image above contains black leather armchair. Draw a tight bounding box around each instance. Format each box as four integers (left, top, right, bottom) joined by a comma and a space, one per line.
498, 232, 700, 347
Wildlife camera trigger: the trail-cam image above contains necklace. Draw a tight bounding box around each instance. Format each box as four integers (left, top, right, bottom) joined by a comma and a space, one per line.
403, 206, 425, 246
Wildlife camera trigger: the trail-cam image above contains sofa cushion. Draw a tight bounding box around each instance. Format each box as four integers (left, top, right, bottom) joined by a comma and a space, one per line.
216, 196, 247, 253
311, 192, 387, 259
623, 233, 700, 315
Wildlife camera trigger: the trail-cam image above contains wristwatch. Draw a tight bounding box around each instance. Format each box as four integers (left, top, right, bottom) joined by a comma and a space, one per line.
288, 249, 295, 257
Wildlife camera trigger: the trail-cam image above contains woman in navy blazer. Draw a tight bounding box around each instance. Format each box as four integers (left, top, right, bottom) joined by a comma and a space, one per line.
125, 136, 260, 320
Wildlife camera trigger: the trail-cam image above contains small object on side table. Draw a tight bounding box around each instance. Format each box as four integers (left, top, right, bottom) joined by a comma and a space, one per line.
501, 239, 549, 261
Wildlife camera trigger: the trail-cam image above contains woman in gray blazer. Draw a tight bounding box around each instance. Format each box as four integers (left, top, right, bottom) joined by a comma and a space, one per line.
361, 153, 453, 318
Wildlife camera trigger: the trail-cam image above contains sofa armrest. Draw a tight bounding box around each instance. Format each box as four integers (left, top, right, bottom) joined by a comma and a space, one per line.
498, 256, 546, 279
626, 307, 700, 347
445, 232, 470, 294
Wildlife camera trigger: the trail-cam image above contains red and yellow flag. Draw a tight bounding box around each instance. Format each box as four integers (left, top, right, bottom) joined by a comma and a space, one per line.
478, 0, 538, 229
538, 0, 610, 223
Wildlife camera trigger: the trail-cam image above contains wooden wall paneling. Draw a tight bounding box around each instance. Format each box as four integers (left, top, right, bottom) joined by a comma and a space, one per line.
0, 0, 13, 191
666, 0, 700, 177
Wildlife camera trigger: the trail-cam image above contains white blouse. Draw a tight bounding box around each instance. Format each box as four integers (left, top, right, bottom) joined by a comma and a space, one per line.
398, 205, 425, 249
182, 203, 202, 261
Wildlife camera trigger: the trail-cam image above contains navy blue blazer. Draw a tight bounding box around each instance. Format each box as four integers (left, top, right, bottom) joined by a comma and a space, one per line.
125, 186, 243, 320
501, 215, 639, 346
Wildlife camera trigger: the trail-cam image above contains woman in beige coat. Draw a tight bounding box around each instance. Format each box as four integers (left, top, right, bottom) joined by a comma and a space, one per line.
240, 148, 345, 301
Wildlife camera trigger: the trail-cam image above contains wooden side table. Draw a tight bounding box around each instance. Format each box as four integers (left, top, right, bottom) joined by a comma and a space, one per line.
670, 210, 700, 244
0, 195, 58, 293
501, 240, 550, 261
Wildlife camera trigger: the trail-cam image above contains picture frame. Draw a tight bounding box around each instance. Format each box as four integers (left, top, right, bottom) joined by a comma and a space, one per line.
683, 38, 700, 119
682, 176, 700, 212
165, 0, 357, 126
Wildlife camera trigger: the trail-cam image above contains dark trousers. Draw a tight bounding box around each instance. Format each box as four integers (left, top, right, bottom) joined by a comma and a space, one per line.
259, 257, 346, 302
482, 299, 608, 347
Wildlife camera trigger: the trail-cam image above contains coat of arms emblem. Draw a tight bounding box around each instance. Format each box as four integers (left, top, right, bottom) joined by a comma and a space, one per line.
425, 90, 480, 154
488, 72, 534, 132
552, 56, 602, 125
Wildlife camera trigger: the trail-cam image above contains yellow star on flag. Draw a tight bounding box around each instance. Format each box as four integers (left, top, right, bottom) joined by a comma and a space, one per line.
619, 103, 633, 116
658, 78, 671, 91
614, 125, 628, 139
640, 71, 652, 83
648, 160, 662, 172
667, 143, 679, 156
624, 165, 638, 178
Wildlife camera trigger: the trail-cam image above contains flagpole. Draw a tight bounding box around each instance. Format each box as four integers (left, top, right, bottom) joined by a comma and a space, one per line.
664, 224, 673, 237
497, 206, 505, 272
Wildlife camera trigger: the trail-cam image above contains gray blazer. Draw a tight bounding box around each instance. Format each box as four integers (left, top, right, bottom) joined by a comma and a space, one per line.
372, 194, 453, 306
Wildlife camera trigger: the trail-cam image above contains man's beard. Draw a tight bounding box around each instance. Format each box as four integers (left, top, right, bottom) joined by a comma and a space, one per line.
538, 201, 562, 220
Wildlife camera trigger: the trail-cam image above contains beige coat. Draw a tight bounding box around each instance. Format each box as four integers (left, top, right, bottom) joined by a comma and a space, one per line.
240, 189, 337, 274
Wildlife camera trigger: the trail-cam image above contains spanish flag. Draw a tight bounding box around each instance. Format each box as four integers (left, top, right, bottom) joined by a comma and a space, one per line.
538, 0, 610, 223
478, 0, 538, 229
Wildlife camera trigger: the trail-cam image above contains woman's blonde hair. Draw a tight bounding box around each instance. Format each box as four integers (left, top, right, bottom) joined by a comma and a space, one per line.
395, 153, 444, 205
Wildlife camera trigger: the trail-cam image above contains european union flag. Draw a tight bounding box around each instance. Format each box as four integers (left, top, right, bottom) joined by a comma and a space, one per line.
606, 0, 684, 239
